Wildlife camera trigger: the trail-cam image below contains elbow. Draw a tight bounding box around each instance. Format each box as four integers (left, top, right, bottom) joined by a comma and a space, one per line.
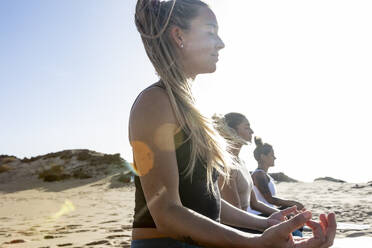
153, 215, 167, 233
151, 204, 181, 234
152, 212, 171, 234
155, 221, 169, 235
250, 199, 258, 209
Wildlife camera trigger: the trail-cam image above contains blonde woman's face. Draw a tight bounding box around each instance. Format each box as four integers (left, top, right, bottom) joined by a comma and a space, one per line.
236, 119, 254, 143
180, 7, 225, 77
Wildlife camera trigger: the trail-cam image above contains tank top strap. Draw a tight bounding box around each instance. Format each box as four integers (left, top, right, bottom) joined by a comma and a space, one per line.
252, 168, 266, 174
252, 168, 274, 182
131, 81, 164, 107
129, 81, 165, 140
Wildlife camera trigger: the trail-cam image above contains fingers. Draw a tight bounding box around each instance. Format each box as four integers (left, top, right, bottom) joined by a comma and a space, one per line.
319, 214, 327, 233
280, 211, 312, 234
325, 213, 337, 247
295, 202, 304, 210
327, 212, 337, 230
268, 218, 282, 228
280, 205, 298, 216
293, 213, 337, 248
306, 219, 326, 243
306, 213, 337, 248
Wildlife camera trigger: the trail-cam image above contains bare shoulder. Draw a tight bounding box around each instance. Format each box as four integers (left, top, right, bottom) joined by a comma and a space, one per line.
130, 85, 175, 122
252, 170, 268, 183
129, 85, 179, 141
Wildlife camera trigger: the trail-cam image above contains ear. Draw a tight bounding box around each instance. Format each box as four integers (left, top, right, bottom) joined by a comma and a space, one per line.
229, 126, 238, 136
169, 25, 184, 48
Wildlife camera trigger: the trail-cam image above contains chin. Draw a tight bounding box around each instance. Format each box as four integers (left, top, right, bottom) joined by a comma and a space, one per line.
205, 63, 217, 73
199, 69, 216, 75
205, 66, 217, 73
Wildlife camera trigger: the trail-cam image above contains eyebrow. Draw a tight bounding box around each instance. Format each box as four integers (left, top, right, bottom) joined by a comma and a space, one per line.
206, 23, 218, 29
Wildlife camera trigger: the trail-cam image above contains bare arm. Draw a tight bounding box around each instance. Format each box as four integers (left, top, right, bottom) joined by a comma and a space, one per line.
220, 199, 270, 232
249, 190, 279, 216
129, 87, 261, 248
252, 172, 304, 210
218, 170, 242, 209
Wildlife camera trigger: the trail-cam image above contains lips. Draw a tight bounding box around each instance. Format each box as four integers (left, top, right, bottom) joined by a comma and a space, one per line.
211, 54, 219, 61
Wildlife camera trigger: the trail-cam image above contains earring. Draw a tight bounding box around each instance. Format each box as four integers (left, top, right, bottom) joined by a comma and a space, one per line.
180, 43, 184, 48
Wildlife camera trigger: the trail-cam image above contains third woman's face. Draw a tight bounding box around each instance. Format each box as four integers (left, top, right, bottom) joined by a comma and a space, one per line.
263, 150, 276, 167
180, 7, 225, 77
236, 119, 254, 143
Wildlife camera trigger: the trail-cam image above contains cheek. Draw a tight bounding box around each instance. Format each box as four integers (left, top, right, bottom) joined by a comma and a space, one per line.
238, 130, 250, 141
245, 130, 252, 138
187, 38, 213, 58
183, 37, 217, 73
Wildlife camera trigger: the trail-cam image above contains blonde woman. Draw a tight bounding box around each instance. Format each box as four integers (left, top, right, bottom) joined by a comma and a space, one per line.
213, 113, 280, 217
130, 0, 336, 247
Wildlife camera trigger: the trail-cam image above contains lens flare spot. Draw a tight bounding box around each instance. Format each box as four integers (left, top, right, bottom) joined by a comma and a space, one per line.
52, 200, 75, 220
131, 141, 154, 176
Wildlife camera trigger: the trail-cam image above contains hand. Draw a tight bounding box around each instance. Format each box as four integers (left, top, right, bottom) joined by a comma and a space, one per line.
288, 207, 307, 219
287, 207, 306, 220
267, 206, 298, 227
259, 211, 337, 248
291, 201, 304, 211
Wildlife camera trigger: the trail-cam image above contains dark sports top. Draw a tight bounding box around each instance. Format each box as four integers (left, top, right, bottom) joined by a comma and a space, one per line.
131, 83, 221, 228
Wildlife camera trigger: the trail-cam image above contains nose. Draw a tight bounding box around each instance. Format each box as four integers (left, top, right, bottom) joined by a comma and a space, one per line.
216, 35, 225, 50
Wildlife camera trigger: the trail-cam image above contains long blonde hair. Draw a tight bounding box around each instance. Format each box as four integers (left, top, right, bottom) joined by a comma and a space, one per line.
212, 113, 248, 147
135, 0, 234, 191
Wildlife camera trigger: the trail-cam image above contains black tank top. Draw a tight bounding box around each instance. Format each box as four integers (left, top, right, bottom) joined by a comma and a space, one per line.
131, 83, 221, 228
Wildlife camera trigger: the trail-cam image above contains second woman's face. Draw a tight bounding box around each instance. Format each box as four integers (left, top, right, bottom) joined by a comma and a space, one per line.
236, 119, 254, 143
180, 7, 225, 77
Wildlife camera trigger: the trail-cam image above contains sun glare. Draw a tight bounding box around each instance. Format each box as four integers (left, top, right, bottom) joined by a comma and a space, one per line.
51, 200, 76, 220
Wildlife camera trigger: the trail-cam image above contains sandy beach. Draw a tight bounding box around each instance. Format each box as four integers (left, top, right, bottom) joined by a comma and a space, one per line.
1, 177, 371, 247
1, 150, 371, 247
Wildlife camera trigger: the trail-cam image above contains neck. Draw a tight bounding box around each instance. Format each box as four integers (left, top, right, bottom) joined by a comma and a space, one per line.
184, 67, 197, 80
257, 163, 268, 172
229, 143, 242, 157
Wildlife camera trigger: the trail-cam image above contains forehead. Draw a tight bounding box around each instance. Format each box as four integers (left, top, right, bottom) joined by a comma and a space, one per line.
241, 117, 250, 124
190, 6, 218, 27
238, 119, 250, 127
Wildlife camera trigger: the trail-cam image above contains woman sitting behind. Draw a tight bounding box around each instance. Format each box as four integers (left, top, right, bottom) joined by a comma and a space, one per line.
214, 113, 304, 236
248, 137, 305, 215
213, 113, 281, 217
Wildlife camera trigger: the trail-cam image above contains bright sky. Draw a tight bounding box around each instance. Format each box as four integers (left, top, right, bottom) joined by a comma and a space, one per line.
1, 0, 371, 183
